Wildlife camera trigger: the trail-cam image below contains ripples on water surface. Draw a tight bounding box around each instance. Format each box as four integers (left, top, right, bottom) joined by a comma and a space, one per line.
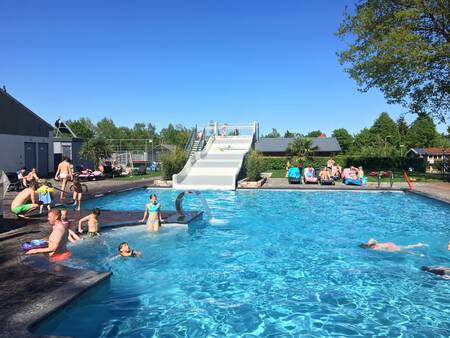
34, 189, 450, 337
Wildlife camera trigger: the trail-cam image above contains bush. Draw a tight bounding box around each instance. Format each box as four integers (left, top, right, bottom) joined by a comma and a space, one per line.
246, 150, 264, 181
160, 149, 188, 180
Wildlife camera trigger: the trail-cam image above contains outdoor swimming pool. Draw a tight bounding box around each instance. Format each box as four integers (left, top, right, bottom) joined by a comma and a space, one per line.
33, 189, 449, 337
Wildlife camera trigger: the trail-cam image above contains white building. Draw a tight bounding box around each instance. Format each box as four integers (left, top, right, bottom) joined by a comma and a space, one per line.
0, 88, 54, 176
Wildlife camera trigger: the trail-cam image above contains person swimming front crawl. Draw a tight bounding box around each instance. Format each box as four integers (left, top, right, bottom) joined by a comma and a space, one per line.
140, 194, 162, 232
360, 238, 428, 252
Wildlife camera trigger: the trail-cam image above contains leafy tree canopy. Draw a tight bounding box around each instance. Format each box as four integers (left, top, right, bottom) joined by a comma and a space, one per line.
306, 130, 323, 137
160, 123, 191, 147
284, 130, 298, 138
337, 0, 450, 122
332, 128, 353, 153
79, 138, 113, 166
96, 118, 119, 139
264, 128, 281, 138
369, 112, 401, 147
405, 114, 439, 148
286, 137, 317, 162
396, 116, 409, 137
66, 118, 95, 139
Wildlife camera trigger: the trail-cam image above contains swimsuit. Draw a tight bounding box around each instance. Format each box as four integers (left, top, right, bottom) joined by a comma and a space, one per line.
147, 203, 160, 226
88, 231, 100, 238
73, 182, 82, 193
11, 204, 34, 215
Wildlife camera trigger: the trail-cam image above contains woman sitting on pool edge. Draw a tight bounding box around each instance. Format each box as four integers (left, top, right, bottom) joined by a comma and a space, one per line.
360, 238, 428, 252
140, 194, 163, 231
118, 242, 141, 257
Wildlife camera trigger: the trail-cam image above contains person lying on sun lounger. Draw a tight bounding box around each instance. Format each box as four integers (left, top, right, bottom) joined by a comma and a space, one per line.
304, 165, 318, 183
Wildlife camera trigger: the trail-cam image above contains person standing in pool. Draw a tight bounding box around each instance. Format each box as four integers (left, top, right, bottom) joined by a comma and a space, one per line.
77, 208, 101, 237
55, 157, 73, 200
26, 209, 69, 259
140, 194, 162, 231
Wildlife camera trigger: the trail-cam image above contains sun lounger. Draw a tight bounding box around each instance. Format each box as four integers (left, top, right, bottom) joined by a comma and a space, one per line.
287, 167, 302, 184
304, 167, 318, 184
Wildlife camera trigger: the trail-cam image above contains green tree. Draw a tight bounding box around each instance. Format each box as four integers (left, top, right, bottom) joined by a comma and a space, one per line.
405, 114, 438, 148
337, 1, 450, 122
245, 150, 263, 181
79, 138, 113, 167
350, 128, 381, 156
264, 128, 281, 138
286, 137, 316, 163
369, 112, 401, 148
397, 116, 409, 137
160, 124, 191, 147
66, 118, 95, 139
332, 128, 353, 153
284, 130, 298, 138
306, 130, 323, 137
96, 118, 119, 139
160, 148, 187, 180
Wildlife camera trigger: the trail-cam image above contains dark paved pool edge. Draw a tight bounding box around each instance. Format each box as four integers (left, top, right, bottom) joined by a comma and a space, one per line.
2, 260, 112, 338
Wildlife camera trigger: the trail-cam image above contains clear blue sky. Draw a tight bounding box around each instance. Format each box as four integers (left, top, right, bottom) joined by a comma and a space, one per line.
0, 0, 444, 135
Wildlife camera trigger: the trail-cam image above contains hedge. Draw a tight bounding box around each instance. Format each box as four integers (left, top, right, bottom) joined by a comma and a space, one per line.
259, 156, 426, 172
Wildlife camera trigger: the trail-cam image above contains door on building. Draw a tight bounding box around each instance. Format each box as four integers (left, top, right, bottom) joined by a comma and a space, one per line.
62, 145, 72, 159
37, 143, 49, 176
24, 142, 36, 171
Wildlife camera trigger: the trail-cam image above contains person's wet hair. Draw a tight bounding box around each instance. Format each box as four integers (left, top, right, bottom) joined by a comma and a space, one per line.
149, 194, 157, 200
118, 242, 128, 252
91, 208, 101, 216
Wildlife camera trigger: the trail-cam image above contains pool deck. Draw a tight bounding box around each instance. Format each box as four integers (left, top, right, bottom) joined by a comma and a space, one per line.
0, 177, 448, 337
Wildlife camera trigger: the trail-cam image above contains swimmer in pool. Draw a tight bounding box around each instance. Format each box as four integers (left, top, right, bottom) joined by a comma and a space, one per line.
118, 242, 141, 257
360, 238, 428, 252
140, 194, 162, 232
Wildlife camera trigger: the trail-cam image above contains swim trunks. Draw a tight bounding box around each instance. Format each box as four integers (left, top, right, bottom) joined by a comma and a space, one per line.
11, 204, 34, 215
88, 231, 100, 238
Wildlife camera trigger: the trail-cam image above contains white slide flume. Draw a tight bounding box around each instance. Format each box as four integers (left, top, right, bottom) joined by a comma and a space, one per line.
173, 135, 254, 190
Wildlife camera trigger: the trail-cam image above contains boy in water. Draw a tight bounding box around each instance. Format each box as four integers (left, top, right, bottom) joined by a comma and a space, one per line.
118, 242, 141, 257
78, 208, 101, 237
140, 194, 162, 231
61, 209, 81, 243
360, 238, 428, 252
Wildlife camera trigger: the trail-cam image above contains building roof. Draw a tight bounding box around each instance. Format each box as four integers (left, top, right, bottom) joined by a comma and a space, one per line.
255, 137, 341, 153
0, 89, 53, 137
408, 147, 450, 156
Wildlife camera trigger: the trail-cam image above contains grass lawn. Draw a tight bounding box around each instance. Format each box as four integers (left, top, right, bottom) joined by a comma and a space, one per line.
114, 171, 161, 181
265, 169, 448, 183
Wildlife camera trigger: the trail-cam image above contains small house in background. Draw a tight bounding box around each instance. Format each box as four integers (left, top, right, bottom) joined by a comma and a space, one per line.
255, 137, 342, 157
406, 148, 450, 173
53, 119, 93, 170
0, 88, 54, 176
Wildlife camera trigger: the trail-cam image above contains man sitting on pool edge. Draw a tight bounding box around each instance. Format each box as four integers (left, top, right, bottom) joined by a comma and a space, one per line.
360, 238, 428, 252
26, 209, 70, 261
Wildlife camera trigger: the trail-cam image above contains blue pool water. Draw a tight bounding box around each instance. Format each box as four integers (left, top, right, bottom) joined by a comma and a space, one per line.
33, 189, 449, 337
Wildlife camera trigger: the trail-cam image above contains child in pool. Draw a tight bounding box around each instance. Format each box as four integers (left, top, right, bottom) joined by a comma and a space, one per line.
140, 194, 162, 232
118, 242, 141, 257
77, 208, 101, 237
70, 175, 83, 211
36, 180, 55, 214
60, 209, 81, 243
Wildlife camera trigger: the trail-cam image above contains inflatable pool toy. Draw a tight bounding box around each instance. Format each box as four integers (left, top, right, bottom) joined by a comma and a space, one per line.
49, 250, 71, 262
21, 239, 48, 252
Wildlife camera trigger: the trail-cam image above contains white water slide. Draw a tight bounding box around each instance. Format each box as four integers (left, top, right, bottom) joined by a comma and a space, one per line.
173, 122, 259, 190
